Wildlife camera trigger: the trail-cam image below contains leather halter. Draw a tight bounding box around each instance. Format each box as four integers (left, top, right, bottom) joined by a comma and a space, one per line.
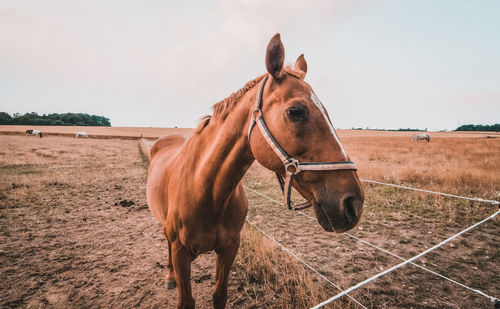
248, 75, 358, 210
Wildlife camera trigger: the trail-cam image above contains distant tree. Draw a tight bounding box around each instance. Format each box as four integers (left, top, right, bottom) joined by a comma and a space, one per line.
396, 128, 426, 132
456, 124, 500, 132
0, 112, 112, 126
0, 112, 12, 124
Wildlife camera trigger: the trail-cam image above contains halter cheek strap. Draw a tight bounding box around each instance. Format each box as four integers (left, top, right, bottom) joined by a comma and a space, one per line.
248, 75, 358, 211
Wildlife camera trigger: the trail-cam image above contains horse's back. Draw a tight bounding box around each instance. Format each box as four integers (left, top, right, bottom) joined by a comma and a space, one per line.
149, 134, 187, 160
147, 134, 188, 225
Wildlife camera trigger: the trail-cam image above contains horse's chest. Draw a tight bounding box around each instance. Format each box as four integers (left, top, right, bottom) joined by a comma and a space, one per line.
177, 223, 235, 256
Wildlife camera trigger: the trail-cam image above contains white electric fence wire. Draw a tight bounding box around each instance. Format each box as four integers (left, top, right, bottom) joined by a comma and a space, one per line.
344, 233, 499, 303
244, 217, 367, 308
246, 186, 283, 205
361, 178, 500, 205
244, 186, 499, 304
311, 210, 500, 308
289, 210, 499, 303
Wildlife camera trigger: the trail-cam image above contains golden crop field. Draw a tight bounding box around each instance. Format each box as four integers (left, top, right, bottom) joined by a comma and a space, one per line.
1, 128, 498, 308
0, 125, 193, 139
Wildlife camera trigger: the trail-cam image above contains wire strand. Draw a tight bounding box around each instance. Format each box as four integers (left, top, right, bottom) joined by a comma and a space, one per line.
244, 217, 367, 308
311, 210, 500, 308
244, 186, 499, 305
361, 178, 499, 205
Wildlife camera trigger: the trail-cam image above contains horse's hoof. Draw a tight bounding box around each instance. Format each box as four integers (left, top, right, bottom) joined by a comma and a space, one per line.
166, 279, 177, 290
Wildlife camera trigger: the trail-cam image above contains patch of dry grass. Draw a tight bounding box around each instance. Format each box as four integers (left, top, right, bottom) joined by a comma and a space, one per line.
235, 225, 329, 308
343, 136, 500, 199
241, 133, 499, 308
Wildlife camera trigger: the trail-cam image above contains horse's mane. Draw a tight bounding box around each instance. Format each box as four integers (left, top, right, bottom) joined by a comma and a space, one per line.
193, 74, 265, 134
212, 74, 267, 121
194, 67, 304, 134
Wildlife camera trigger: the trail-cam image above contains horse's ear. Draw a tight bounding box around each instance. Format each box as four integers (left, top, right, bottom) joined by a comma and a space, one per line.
294, 54, 307, 78
265, 33, 285, 80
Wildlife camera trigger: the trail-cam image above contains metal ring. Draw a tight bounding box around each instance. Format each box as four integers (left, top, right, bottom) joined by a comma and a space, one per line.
284, 158, 300, 174
252, 109, 262, 119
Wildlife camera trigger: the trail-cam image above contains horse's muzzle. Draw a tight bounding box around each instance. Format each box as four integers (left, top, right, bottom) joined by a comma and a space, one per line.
313, 194, 363, 233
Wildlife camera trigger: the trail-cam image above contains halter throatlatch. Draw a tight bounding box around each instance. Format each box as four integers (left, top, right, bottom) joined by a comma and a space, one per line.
248, 75, 358, 211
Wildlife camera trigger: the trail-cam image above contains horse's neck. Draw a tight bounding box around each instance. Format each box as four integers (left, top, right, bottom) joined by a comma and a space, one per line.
187, 93, 255, 207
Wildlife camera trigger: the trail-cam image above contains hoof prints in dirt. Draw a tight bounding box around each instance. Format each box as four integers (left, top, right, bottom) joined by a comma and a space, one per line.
11, 183, 29, 189
194, 274, 212, 284
115, 199, 135, 207
114, 198, 148, 211
46, 181, 70, 188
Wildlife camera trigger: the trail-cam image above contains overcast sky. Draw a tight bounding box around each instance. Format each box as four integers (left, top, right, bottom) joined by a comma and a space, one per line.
1, 0, 499, 130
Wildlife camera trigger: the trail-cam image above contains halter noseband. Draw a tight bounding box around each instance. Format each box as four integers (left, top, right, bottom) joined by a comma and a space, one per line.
248, 75, 358, 210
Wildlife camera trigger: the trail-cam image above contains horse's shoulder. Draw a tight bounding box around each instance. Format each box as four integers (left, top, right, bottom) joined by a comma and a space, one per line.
150, 134, 187, 160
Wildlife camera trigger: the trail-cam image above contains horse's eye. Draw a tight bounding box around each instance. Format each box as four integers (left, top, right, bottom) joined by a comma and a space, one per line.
286, 107, 305, 122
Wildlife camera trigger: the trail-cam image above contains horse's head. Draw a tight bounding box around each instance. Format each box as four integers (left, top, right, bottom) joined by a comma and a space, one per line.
249, 34, 364, 233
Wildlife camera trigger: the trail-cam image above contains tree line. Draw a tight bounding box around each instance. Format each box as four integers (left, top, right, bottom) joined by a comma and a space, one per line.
456, 124, 500, 132
351, 127, 428, 131
0, 112, 111, 126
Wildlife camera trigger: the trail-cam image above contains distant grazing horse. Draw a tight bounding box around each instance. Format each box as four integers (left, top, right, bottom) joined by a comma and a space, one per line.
411, 133, 430, 142
147, 34, 364, 309
26, 129, 43, 138
75, 131, 88, 138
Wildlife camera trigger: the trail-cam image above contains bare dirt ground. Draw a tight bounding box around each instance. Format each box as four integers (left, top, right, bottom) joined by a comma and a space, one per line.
1, 133, 499, 308
0, 135, 251, 308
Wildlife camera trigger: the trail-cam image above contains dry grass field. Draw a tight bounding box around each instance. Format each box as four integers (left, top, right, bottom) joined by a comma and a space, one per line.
242, 132, 499, 308
1, 129, 498, 308
0, 125, 193, 139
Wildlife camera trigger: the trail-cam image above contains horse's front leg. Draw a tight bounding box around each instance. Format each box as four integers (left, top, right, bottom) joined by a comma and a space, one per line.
171, 243, 195, 309
213, 239, 240, 309
163, 228, 177, 289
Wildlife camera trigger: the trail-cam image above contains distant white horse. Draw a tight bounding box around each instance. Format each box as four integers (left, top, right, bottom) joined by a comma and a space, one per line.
26, 129, 43, 138
411, 133, 430, 142
75, 131, 88, 138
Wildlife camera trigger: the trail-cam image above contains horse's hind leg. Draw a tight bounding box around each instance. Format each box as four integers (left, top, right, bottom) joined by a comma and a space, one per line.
213, 240, 239, 309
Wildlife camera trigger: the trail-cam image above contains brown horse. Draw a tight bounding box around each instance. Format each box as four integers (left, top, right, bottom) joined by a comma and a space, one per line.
146, 33, 364, 309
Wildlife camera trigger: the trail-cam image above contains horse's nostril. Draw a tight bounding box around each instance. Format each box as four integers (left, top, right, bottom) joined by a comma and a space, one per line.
343, 196, 356, 224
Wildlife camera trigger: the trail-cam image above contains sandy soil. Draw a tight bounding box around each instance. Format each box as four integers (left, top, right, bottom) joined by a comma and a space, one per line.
1, 134, 498, 308
0, 136, 249, 308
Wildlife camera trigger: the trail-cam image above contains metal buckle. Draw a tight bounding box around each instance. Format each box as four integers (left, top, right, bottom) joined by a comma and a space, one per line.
284, 158, 300, 174
252, 108, 262, 120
